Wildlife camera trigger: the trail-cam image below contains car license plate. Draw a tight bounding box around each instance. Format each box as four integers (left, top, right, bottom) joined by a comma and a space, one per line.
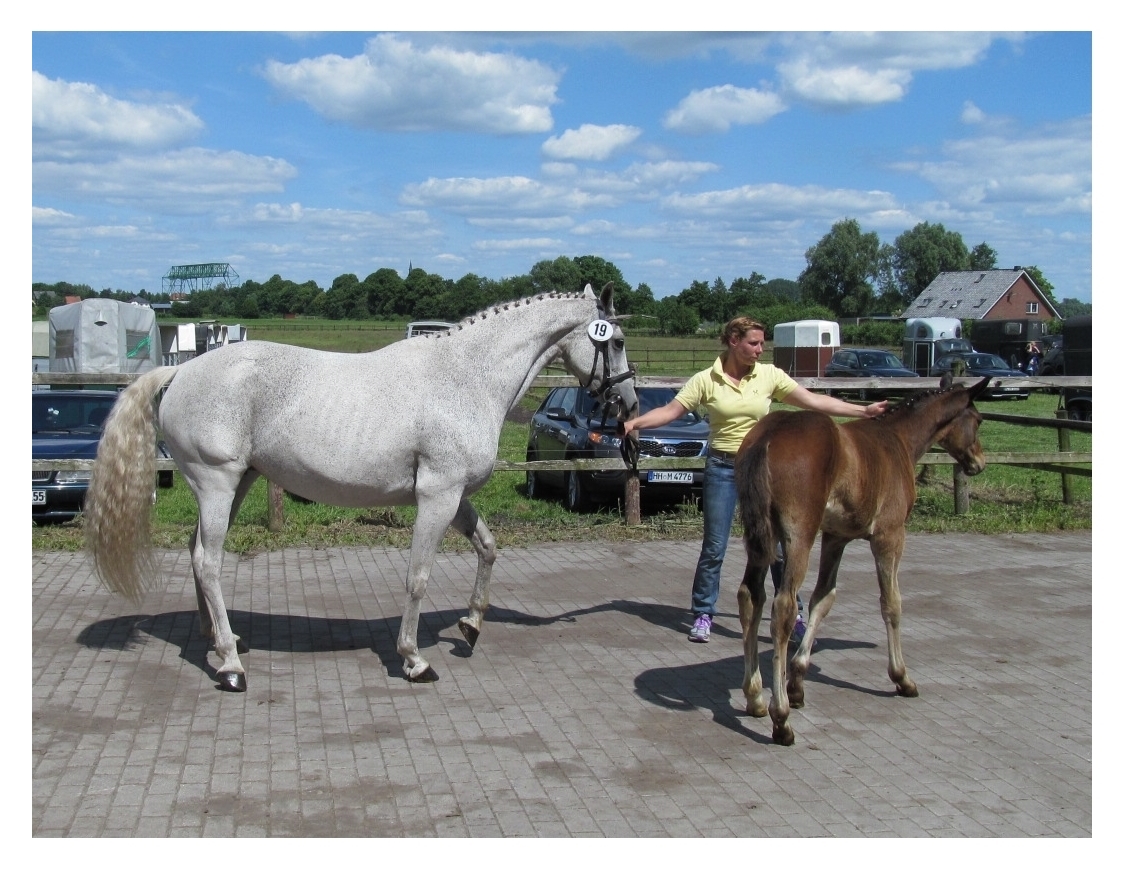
32, 490, 46, 505
647, 471, 694, 484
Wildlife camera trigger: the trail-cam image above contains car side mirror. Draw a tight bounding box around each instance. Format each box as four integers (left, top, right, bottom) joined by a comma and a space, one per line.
545, 407, 572, 422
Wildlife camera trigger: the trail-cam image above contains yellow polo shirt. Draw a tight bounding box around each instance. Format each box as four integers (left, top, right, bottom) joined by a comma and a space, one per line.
674, 357, 798, 453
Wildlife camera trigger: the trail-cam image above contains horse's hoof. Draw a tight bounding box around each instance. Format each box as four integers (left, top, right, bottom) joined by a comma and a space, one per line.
772, 724, 796, 746
457, 618, 480, 649
408, 666, 439, 683
746, 699, 768, 718
897, 682, 919, 698
217, 672, 247, 692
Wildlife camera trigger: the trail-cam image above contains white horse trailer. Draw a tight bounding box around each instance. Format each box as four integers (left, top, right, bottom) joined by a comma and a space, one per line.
772, 320, 840, 377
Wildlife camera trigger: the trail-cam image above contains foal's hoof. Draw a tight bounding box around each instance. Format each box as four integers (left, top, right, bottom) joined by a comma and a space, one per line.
407, 665, 439, 683
217, 672, 247, 692
457, 618, 480, 649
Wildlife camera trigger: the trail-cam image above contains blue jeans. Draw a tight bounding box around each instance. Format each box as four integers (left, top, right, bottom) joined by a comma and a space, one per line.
691, 454, 789, 616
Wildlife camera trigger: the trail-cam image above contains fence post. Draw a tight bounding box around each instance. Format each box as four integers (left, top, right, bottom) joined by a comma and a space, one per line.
953, 466, 969, 515
625, 471, 641, 525
268, 480, 284, 531
1055, 409, 1074, 505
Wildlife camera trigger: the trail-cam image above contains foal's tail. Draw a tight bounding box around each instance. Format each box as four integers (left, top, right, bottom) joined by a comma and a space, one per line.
84, 366, 180, 604
735, 437, 777, 567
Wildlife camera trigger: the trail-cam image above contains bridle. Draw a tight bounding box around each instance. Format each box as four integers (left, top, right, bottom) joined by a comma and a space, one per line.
582, 313, 637, 406
580, 308, 640, 469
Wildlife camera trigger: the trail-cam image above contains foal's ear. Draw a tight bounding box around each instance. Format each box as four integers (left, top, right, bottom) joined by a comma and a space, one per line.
967, 376, 991, 401
939, 372, 954, 389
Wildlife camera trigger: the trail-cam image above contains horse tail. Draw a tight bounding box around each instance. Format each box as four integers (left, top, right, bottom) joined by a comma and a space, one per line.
735, 434, 776, 566
84, 366, 180, 604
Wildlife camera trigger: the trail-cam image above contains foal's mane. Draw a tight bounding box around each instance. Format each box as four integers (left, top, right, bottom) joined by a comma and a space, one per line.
416, 292, 589, 339
874, 382, 965, 422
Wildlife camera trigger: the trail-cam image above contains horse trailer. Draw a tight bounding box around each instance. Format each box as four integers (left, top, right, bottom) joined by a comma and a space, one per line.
968, 318, 1055, 371
772, 320, 839, 377
901, 317, 972, 377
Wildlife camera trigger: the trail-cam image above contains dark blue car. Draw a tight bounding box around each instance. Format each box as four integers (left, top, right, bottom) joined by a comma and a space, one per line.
32, 389, 172, 523
823, 348, 920, 399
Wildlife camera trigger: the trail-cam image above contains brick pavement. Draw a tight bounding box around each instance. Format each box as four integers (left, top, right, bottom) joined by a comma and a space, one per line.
32, 531, 1092, 837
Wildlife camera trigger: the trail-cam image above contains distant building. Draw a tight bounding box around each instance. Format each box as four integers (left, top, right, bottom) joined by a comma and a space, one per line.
901, 269, 1061, 322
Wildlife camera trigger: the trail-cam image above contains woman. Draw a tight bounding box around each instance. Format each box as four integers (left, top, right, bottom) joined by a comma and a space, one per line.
623, 316, 888, 643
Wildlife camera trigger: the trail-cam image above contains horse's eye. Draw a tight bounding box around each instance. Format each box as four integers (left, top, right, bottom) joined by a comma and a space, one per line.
614, 339, 625, 351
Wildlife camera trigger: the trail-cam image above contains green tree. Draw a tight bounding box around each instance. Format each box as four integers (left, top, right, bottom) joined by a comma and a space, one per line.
572, 255, 629, 297
798, 218, 883, 317
969, 242, 998, 270
656, 297, 699, 336
364, 268, 406, 317
1056, 298, 1092, 318
529, 256, 584, 294
891, 222, 969, 303
1014, 265, 1061, 308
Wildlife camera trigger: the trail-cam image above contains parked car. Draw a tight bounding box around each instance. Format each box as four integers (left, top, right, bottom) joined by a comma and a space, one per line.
33, 389, 172, 524
823, 348, 920, 399
930, 353, 1031, 400
405, 320, 455, 339
525, 386, 708, 511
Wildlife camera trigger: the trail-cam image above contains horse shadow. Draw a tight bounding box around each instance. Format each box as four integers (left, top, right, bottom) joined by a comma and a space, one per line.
76, 606, 482, 688
76, 599, 885, 721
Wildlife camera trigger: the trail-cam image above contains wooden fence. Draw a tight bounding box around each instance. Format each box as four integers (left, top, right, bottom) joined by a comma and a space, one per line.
33, 371, 1092, 526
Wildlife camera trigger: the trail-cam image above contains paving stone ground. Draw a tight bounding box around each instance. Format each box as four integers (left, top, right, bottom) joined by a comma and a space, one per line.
32, 531, 1092, 837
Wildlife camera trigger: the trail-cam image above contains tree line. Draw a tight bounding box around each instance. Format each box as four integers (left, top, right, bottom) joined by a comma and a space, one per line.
32, 220, 1091, 336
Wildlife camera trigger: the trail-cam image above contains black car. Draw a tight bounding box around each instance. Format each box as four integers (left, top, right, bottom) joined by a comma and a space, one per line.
33, 389, 173, 523
525, 386, 708, 511
823, 349, 920, 398
930, 353, 1031, 399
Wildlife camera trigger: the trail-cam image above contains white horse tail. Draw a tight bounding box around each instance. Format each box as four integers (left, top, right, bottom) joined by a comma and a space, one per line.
84, 366, 180, 603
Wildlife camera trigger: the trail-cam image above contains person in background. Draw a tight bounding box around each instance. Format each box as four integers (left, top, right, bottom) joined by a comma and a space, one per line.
622, 316, 888, 643
1026, 343, 1042, 375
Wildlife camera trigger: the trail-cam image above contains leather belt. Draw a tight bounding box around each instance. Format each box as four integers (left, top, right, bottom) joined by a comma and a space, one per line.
708, 446, 739, 462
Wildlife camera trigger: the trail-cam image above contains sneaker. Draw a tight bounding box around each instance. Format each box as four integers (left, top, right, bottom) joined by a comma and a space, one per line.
689, 613, 712, 643
791, 615, 807, 644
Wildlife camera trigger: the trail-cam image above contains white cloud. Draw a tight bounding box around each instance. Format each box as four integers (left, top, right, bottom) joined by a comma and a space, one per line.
34, 148, 297, 210
32, 206, 76, 225
32, 71, 204, 157
400, 175, 617, 213
778, 60, 911, 108
663, 85, 786, 133
960, 100, 986, 125
774, 32, 1022, 109
894, 117, 1091, 216
663, 182, 899, 222
262, 34, 560, 134
542, 124, 642, 160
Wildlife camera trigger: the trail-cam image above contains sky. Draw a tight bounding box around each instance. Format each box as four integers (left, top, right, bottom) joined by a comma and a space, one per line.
29, 25, 1097, 303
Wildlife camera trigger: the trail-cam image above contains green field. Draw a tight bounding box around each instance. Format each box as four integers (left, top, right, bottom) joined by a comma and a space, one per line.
31, 317, 1091, 552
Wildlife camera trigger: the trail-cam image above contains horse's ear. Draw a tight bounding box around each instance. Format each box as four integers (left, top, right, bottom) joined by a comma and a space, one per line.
967, 376, 991, 401
599, 281, 616, 317
939, 372, 954, 390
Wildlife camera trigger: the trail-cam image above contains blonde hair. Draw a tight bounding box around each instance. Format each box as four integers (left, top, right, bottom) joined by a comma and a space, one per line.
720, 316, 766, 346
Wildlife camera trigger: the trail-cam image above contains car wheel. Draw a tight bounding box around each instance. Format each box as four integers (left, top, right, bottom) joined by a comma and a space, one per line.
564, 471, 588, 512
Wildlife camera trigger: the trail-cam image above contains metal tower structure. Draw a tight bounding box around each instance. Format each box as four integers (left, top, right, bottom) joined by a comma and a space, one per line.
161, 263, 241, 295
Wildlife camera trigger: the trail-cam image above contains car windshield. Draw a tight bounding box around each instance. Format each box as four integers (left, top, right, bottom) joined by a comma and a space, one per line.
857, 351, 904, 368
587, 387, 701, 423
969, 354, 1008, 371
32, 394, 117, 433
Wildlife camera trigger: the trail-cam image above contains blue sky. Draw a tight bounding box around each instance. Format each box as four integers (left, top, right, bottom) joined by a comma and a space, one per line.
31, 27, 1095, 302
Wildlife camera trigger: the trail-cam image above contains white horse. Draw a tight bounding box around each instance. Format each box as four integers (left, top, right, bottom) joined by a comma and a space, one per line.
84, 284, 637, 691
